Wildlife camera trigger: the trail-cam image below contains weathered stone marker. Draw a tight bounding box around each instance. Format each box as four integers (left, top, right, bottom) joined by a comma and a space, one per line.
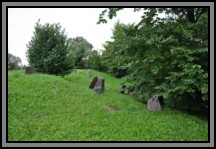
71, 68, 76, 74
25, 66, 34, 74
89, 77, 98, 89
87, 69, 92, 78
147, 95, 161, 112
89, 76, 105, 94
94, 77, 105, 94
119, 85, 127, 94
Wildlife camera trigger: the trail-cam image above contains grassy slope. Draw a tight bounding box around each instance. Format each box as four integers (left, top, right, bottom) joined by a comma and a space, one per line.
8, 69, 208, 141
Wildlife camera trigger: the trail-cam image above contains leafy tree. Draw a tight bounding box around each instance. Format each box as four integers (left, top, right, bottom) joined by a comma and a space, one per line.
100, 22, 136, 78
68, 36, 93, 68
26, 20, 71, 76
8, 53, 22, 70
88, 50, 101, 70
98, 8, 208, 113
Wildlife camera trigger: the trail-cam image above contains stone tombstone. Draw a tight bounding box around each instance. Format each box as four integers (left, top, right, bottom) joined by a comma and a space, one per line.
147, 95, 161, 112
94, 77, 105, 94
89, 77, 98, 89
25, 66, 34, 74
89, 77, 105, 94
119, 85, 127, 94
71, 68, 76, 74
87, 69, 92, 78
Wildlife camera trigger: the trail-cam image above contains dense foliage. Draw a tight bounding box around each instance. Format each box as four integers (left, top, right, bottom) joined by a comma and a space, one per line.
88, 50, 102, 70
8, 53, 22, 70
68, 36, 93, 69
26, 20, 72, 76
98, 8, 208, 113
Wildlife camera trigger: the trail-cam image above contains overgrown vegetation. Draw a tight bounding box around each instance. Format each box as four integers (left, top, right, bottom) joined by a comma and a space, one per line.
8, 70, 208, 141
8, 53, 22, 70
8, 7, 209, 142
26, 19, 72, 76
98, 8, 209, 115
26, 19, 102, 74
68, 36, 93, 69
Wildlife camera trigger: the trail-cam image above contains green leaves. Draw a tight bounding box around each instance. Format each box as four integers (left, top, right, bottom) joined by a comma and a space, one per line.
8, 53, 22, 70
97, 8, 124, 24
26, 21, 71, 76
68, 36, 93, 69
98, 8, 208, 114
151, 65, 159, 75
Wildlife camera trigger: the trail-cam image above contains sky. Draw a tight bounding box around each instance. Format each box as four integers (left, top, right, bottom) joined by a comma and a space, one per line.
8, 8, 144, 65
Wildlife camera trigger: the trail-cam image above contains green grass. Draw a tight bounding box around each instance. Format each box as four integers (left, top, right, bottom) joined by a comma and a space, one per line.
8, 69, 208, 141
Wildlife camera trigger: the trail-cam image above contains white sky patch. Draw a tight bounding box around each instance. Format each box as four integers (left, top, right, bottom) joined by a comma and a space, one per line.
8, 8, 144, 65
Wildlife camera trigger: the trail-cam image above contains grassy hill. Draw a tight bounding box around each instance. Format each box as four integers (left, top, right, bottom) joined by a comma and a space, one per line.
8, 69, 208, 141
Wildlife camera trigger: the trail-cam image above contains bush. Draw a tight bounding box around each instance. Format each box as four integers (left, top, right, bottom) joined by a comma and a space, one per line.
26, 20, 72, 76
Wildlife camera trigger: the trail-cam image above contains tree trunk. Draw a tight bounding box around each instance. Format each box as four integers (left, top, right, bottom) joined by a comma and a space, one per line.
187, 9, 196, 23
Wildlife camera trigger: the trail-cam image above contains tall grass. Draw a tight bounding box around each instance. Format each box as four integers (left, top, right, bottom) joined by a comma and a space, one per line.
8, 69, 208, 141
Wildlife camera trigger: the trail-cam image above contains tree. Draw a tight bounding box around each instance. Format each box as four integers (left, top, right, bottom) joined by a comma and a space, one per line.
26, 20, 72, 76
98, 8, 208, 113
68, 36, 93, 68
88, 50, 101, 70
8, 53, 22, 70
100, 22, 136, 78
